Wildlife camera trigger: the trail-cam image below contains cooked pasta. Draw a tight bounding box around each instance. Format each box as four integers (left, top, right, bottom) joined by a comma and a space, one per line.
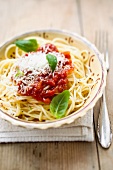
0, 36, 96, 122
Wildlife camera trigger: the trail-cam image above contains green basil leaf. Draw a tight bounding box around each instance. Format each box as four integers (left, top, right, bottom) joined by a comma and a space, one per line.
15, 69, 24, 77
46, 54, 57, 72
50, 90, 70, 119
14, 39, 38, 52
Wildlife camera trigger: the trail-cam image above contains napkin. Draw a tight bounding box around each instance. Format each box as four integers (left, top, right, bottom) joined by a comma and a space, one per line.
0, 109, 94, 142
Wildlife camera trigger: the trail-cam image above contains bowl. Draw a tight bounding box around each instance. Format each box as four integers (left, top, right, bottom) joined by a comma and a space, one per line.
0, 29, 106, 129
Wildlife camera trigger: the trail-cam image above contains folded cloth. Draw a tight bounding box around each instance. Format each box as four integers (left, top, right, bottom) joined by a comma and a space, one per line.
0, 109, 94, 142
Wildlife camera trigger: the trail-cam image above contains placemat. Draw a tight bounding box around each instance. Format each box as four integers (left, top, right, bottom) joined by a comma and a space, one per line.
0, 109, 94, 142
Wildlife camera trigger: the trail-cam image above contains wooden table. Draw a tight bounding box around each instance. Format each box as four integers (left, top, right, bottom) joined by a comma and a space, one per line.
0, 0, 113, 169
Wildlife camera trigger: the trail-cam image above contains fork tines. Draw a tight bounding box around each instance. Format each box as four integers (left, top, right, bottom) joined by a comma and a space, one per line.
95, 30, 109, 71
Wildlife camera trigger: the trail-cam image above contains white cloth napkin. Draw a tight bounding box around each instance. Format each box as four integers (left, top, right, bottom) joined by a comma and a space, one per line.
0, 109, 94, 142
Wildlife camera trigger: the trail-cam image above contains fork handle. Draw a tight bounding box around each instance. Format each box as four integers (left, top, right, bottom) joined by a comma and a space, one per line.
97, 90, 112, 148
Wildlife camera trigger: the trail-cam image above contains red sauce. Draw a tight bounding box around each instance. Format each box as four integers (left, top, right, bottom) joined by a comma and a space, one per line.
16, 43, 73, 104
37, 43, 59, 53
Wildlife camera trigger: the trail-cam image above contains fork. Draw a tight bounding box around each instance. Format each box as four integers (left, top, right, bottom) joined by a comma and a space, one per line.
95, 31, 112, 148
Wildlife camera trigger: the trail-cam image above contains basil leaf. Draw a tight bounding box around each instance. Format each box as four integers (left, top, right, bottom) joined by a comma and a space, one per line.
14, 39, 38, 52
50, 90, 70, 119
15, 69, 24, 77
46, 54, 57, 72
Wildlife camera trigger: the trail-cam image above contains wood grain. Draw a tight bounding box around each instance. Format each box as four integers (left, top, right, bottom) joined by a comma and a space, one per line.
0, 0, 113, 169
0, 0, 80, 43
0, 142, 99, 170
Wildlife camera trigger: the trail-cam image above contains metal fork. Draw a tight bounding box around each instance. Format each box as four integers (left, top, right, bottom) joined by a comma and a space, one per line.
95, 31, 112, 148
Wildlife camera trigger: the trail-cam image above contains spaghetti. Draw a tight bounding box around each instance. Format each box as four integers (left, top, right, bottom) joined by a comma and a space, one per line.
0, 36, 96, 122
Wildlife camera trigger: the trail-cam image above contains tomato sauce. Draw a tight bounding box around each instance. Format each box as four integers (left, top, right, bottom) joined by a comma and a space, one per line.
17, 43, 73, 104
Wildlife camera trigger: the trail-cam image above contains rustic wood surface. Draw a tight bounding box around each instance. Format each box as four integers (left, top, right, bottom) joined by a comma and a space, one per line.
0, 0, 113, 169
